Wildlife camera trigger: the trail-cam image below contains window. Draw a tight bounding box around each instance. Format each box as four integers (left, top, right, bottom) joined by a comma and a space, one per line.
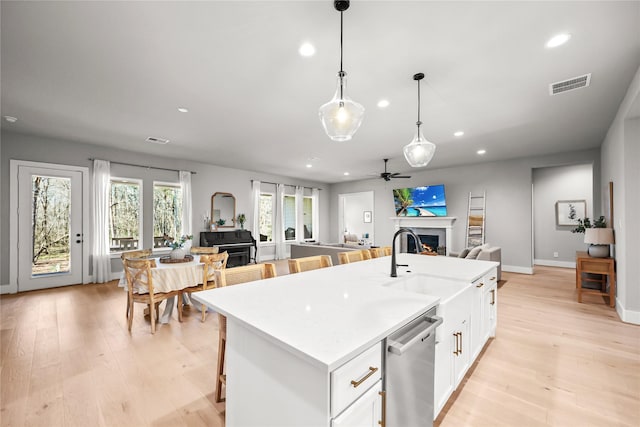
303, 196, 313, 240
109, 179, 141, 253
259, 193, 274, 243
153, 183, 183, 248
283, 195, 296, 241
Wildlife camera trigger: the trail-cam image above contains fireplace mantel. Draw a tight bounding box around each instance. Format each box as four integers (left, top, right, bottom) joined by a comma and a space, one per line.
389, 217, 457, 255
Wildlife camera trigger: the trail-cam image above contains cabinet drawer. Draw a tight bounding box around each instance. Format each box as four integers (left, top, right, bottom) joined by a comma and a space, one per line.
331, 342, 382, 417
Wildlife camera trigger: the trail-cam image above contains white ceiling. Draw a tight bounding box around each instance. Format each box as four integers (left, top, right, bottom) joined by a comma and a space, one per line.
2, 1, 639, 183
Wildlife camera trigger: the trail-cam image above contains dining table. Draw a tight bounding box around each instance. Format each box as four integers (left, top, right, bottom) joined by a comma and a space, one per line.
119, 254, 208, 324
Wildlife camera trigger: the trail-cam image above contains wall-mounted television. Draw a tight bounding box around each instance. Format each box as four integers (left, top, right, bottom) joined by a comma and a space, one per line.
393, 185, 447, 217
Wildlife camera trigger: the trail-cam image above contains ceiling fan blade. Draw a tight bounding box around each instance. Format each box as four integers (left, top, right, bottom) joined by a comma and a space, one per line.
394, 175, 411, 179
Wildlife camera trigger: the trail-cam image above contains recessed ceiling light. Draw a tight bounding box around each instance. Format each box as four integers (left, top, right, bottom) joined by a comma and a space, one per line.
454, 131, 464, 137
377, 100, 390, 108
477, 149, 486, 155
4, 116, 18, 123
546, 33, 571, 48
177, 107, 189, 113
306, 164, 313, 168
299, 42, 316, 57
343, 172, 350, 176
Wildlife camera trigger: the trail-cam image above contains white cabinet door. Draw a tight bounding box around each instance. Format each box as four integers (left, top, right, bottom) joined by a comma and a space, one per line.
434, 332, 454, 417
332, 381, 382, 427
453, 317, 471, 387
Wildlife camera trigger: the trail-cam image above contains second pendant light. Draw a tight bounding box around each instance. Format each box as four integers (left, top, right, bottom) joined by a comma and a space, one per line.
403, 73, 436, 167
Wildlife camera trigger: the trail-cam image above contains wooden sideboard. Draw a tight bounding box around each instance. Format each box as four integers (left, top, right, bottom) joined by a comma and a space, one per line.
575, 251, 615, 307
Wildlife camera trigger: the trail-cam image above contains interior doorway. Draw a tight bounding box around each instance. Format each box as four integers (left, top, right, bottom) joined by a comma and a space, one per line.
338, 191, 374, 245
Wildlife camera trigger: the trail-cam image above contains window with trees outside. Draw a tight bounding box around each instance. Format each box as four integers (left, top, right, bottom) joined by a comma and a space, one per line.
153, 183, 183, 248
303, 196, 313, 240
109, 178, 141, 253
259, 193, 274, 243
283, 195, 296, 241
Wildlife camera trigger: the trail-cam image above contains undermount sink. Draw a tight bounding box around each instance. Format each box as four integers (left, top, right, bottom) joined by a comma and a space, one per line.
382, 274, 469, 303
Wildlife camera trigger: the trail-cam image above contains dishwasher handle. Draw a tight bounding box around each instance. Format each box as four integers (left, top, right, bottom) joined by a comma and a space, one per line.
387, 315, 443, 356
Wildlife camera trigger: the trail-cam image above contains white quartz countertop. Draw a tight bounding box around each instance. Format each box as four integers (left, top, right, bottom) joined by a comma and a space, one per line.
193, 254, 498, 371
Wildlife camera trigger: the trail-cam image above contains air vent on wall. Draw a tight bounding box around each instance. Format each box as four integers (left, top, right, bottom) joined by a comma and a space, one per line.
146, 136, 170, 144
549, 73, 591, 95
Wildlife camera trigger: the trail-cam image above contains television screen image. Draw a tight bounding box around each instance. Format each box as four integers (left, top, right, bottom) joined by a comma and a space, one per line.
393, 185, 447, 217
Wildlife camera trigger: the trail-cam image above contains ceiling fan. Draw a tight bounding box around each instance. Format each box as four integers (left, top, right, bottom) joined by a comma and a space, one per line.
379, 159, 411, 181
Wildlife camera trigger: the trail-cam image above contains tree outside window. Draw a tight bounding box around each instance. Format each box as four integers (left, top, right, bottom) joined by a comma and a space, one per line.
259, 193, 274, 242
109, 179, 141, 252
153, 183, 182, 247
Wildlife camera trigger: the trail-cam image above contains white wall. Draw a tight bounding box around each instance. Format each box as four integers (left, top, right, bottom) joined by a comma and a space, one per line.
600, 65, 640, 324
533, 164, 594, 267
329, 149, 600, 274
0, 131, 330, 288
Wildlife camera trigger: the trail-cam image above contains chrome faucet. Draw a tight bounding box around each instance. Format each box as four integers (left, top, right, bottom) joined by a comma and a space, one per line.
391, 228, 421, 277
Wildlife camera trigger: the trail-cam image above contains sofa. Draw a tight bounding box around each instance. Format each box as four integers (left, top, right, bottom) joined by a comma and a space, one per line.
450, 244, 502, 281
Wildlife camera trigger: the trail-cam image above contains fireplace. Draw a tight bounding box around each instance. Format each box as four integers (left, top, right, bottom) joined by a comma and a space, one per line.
390, 216, 456, 256
407, 234, 439, 253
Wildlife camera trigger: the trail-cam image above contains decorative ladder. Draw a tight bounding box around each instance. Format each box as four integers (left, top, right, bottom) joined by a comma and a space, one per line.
465, 191, 486, 248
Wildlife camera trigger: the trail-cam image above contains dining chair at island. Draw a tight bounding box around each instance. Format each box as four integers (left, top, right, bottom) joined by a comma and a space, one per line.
213, 263, 277, 403
190, 246, 220, 255
123, 258, 183, 334
288, 255, 333, 274
338, 250, 366, 264
369, 247, 385, 258
382, 246, 392, 256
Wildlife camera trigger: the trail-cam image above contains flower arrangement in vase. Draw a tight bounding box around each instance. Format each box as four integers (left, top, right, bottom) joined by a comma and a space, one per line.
236, 213, 246, 229
166, 234, 193, 259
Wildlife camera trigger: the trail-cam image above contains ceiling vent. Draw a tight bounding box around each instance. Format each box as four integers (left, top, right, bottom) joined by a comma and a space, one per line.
146, 136, 170, 144
549, 73, 591, 95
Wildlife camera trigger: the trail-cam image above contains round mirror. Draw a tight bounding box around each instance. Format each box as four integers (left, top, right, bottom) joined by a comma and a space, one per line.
211, 192, 236, 228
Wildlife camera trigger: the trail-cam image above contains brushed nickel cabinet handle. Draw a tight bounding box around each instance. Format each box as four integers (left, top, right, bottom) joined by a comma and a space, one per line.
351, 366, 378, 388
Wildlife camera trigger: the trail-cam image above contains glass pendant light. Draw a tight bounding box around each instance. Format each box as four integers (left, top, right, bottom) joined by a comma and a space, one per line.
403, 73, 436, 167
319, 0, 364, 142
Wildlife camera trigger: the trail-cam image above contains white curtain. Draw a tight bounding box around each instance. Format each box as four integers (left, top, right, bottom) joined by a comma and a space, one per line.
180, 171, 193, 250
251, 180, 261, 262
312, 188, 320, 241
92, 159, 111, 283
296, 186, 304, 242
275, 183, 286, 259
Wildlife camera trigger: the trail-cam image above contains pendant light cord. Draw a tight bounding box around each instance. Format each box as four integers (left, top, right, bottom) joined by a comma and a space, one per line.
339, 10, 344, 100
416, 78, 422, 129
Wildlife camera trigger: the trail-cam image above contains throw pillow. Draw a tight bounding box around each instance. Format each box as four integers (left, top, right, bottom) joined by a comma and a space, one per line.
465, 244, 487, 260
457, 248, 471, 258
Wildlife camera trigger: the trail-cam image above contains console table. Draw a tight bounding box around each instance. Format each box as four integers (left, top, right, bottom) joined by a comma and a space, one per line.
575, 251, 615, 307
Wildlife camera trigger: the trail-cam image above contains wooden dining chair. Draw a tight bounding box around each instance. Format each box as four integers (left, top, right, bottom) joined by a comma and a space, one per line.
369, 247, 385, 258
121, 249, 153, 319
186, 252, 229, 322
190, 246, 220, 255
338, 250, 365, 264
361, 249, 372, 260
123, 258, 182, 334
382, 246, 392, 256
213, 263, 277, 402
288, 255, 333, 274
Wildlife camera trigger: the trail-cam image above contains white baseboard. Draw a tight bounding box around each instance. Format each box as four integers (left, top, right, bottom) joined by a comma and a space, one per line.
502, 265, 534, 275
534, 259, 576, 269
616, 299, 640, 325
0, 283, 17, 295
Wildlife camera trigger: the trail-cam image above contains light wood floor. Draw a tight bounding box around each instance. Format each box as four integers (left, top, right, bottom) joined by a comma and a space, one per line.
1, 265, 638, 426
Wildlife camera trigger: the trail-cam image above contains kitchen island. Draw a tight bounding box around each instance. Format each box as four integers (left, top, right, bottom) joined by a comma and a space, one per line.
193, 253, 498, 426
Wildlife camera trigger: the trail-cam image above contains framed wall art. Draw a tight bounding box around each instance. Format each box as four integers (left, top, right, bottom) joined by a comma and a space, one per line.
363, 211, 372, 223
556, 200, 586, 226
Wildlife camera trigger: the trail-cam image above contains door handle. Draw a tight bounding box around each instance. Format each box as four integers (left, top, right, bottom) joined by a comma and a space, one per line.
350, 366, 378, 388
459, 332, 463, 355
378, 390, 386, 427
452, 332, 460, 355
491, 289, 496, 305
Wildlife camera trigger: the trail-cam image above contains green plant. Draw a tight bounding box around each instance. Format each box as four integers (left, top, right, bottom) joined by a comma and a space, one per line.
571, 216, 606, 233
236, 213, 246, 227
216, 219, 226, 226
166, 234, 193, 250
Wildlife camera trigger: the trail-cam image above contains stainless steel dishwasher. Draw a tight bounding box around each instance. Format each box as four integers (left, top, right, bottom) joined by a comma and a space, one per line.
385, 307, 443, 427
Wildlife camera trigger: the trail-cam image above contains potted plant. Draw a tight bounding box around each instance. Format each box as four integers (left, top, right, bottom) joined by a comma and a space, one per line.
216, 219, 226, 228
167, 234, 193, 260
571, 216, 606, 234
236, 213, 246, 229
